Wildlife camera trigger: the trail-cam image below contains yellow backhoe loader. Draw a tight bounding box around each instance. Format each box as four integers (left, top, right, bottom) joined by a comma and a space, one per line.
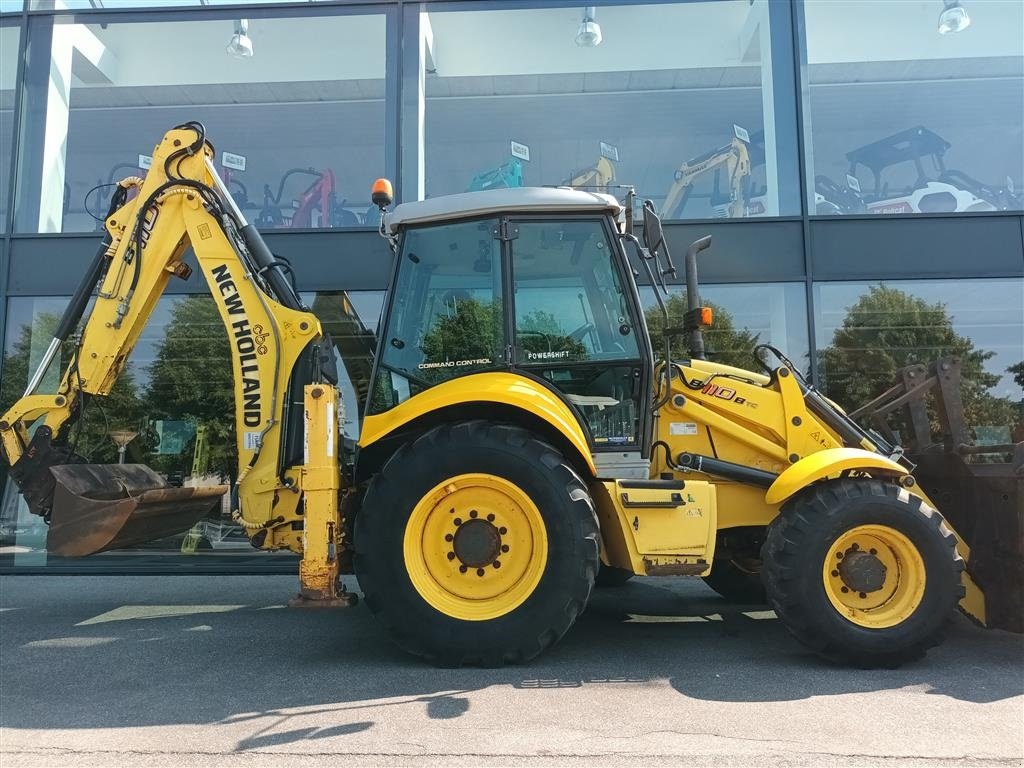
2, 124, 1019, 667
662, 135, 752, 219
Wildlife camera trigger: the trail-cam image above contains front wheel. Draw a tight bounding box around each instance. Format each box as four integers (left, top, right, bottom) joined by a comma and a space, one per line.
762, 479, 964, 667
355, 421, 599, 666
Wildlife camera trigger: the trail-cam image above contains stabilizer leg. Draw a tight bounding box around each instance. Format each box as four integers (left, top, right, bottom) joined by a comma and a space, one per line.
289, 384, 357, 608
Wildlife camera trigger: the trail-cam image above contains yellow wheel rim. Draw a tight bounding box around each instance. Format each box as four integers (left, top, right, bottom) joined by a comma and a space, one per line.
403, 473, 548, 621
822, 524, 926, 629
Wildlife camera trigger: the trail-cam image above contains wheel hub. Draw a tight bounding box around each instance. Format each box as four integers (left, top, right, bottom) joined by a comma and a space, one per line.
822, 524, 927, 629
403, 473, 547, 621
837, 549, 887, 593
452, 517, 501, 568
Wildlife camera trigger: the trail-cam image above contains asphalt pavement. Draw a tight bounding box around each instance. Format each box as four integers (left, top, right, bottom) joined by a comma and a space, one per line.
0, 574, 1021, 767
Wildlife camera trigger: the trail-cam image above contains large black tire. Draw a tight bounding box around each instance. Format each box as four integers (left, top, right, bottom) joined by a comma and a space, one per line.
703, 558, 767, 604
762, 479, 965, 668
595, 564, 634, 588
355, 420, 599, 666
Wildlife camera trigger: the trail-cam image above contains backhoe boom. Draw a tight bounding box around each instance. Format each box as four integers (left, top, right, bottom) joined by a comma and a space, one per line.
0, 124, 352, 603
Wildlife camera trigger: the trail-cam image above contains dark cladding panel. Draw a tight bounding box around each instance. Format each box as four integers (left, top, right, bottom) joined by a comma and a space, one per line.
660, 220, 805, 283
7, 230, 396, 295
810, 215, 1024, 279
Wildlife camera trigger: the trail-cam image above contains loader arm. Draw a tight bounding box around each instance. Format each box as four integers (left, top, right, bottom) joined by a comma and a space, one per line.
0, 125, 348, 600
662, 137, 751, 219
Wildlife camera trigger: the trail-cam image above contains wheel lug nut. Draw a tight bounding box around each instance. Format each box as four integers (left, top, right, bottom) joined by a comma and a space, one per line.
831, 570, 839, 577
493, 560, 501, 569
501, 545, 509, 553
447, 552, 456, 561
445, 534, 454, 542
470, 510, 478, 518
869, 548, 877, 555
859, 592, 867, 599
836, 552, 844, 559
499, 527, 507, 535
841, 586, 849, 593
476, 568, 485, 577
851, 543, 859, 551
459, 565, 468, 574
454, 518, 462, 526
487, 514, 495, 522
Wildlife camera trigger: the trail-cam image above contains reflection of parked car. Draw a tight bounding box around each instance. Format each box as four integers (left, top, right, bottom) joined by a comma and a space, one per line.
817, 126, 1021, 214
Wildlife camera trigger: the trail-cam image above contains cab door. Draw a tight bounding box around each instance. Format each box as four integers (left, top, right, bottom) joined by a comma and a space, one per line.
506, 217, 649, 452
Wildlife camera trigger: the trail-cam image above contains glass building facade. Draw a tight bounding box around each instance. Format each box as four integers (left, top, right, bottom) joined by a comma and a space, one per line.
0, 0, 1021, 572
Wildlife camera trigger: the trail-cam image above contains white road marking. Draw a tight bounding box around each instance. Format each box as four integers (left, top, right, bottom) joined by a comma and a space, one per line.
626, 611, 778, 623
626, 613, 722, 623
75, 604, 244, 626
23, 636, 119, 649
742, 610, 778, 620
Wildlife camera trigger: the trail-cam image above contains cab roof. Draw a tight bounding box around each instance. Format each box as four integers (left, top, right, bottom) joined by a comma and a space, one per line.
384, 187, 622, 234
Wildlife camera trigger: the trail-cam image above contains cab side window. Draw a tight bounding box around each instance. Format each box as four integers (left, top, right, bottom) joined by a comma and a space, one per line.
370, 219, 504, 413
512, 220, 639, 364
511, 220, 643, 447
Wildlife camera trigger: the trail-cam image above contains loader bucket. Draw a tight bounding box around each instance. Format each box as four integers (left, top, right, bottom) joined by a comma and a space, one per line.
912, 448, 1024, 634
47, 464, 228, 557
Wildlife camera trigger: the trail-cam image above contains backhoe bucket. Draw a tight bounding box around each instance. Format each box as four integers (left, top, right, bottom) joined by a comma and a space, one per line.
47, 464, 228, 557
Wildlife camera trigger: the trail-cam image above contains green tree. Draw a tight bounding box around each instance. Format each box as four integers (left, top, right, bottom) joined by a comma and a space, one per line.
0, 312, 146, 464
644, 293, 761, 370
518, 309, 587, 359
419, 297, 503, 377
817, 284, 1018, 441
142, 296, 235, 478
1009, 361, 1024, 390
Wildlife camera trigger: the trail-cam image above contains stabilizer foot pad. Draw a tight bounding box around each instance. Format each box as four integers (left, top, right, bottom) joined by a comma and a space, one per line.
288, 591, 359, 609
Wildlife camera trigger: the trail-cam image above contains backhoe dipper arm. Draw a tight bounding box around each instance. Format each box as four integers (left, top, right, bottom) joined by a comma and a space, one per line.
662, 138, 751, 219
0, 124, 341, 564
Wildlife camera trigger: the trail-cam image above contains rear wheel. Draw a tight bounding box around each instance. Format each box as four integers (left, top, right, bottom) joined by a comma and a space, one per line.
762, 479, 964, 667
355, 420, 599, 666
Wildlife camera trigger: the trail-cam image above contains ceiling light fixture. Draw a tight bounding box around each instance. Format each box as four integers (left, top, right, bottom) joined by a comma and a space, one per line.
938, 0, 971, 34
227, 19, 254, 58
575, 6, 603, 48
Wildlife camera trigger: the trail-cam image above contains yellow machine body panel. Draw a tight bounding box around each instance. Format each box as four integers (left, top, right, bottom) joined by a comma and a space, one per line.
592, 479, 717, 576
358, 371, 598, 476
765, 448, 908, 505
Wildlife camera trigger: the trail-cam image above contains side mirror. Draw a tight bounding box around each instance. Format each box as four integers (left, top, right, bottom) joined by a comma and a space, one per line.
642, 200, 666, 259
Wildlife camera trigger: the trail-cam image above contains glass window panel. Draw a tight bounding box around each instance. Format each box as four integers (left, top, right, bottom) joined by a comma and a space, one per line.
804, 0, 1024, 215
512, 219, 640, 364
639, 282, 809, 373
420, 2, 797, 219
0, 290, 382, 565
15, 10, 388, 233
0, 1, 22, 15
370, 218, 505, 414
813, 279, 1024, 443
1, 24, 19, 227
304, 290, 382, 438
29, 1, 333, 9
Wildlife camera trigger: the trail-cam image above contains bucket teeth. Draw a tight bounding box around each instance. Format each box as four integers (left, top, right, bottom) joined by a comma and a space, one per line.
47, 464, 228, 557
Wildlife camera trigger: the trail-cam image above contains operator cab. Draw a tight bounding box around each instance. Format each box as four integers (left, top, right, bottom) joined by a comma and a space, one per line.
367, 188, 654, 456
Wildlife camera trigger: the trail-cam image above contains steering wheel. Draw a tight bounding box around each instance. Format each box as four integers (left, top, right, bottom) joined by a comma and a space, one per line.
568, 322, 596, 343
518, 329, 556, 351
